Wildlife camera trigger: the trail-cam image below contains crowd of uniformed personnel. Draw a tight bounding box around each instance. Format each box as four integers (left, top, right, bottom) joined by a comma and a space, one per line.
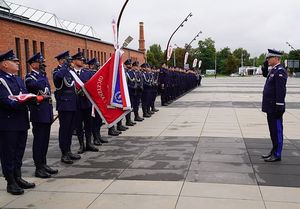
0, 49, 201, 195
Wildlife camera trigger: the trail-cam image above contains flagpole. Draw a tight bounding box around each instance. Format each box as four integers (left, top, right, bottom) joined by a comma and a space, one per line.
117, 0, 130, 48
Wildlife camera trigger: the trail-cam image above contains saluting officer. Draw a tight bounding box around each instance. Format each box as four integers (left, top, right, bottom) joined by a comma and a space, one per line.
71, 52, 98, 154
25, 53, 57, 178
261, 49, 287, 162
53, 51, 81, 164
0, 50, 35, 195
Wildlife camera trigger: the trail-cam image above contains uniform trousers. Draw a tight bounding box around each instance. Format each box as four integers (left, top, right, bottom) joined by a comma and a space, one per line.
0, 131, 27, 177
58, 111, 76, 153
267, 113, 284, 158
32, 122, 51, 167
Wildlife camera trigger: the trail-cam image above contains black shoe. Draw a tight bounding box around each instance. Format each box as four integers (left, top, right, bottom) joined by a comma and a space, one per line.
99, 137, 109, 143
93, 138, 102, 146
161, 103, 168, 106
77, 136, 85, 154
108, 129, 119, 136
134, 116, 144, 122
152, 108, 159, 112
7, 183, 24, 195
35, 168, 51, 179
86, 137, 99, 152
126, 121, 136, 126
15, 177, 36, 189
61, 154, 73, 164
117, 125, 128, 131
68, 152, 81, 160
43, 165, 58, 174
148, 110, 154, 115
261, 152, 272, 159
143, 113, 151, 118
264, 155, 281, 162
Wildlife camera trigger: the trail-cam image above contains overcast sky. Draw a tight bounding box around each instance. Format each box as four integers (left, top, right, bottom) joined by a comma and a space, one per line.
8, 0, 300, 57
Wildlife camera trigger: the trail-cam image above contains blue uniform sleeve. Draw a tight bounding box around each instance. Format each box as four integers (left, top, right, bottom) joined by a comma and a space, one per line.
53, 64, 70, 87
0, 84, 26, 110
275, 69, 287, 105
25, 74, 45, 92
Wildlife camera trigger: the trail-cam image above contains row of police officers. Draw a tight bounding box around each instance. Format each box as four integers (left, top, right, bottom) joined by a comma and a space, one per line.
0, 49, 200, 196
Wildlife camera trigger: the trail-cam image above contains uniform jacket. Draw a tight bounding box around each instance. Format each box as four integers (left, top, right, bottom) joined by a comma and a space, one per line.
262, 64, 287, 113
53, 64, 78, 111
0, 70, 30, 131
77, 68, 93, 109
25, 70, 53, 123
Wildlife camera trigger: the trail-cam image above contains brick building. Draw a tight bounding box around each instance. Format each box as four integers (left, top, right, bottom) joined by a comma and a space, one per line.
0, 0, 146, 87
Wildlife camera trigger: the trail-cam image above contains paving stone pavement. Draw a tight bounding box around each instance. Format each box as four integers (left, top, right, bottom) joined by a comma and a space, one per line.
1, 77, 300, 209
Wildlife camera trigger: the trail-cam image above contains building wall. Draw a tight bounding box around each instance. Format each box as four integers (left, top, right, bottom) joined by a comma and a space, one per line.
0, 18, 145, 88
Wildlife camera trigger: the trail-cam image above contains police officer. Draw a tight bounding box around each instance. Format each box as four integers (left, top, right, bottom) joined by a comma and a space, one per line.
132, 61, 144, 121
124, 58, 137, 126
0, 50, 35, 195
261, 49, 287, 162
87, 58, 108, 145
25, 53, 57, 178
141, 63, 152, 117
53, 51, 81, 164
72, 52, 98, 154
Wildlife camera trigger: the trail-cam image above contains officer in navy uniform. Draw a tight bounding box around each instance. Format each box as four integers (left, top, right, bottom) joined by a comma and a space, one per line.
72, 52, 98, 154
141, 63, 152, 118
0, 50, 35, 195
124, 58, 137, 126
25, 53, 58, 178
53, 51, 81, 164
87, 58, 108, 145
159, 64, 168, 106
53, 51, 70, 78
261, 49, 287, 162
132, 61, 144, 121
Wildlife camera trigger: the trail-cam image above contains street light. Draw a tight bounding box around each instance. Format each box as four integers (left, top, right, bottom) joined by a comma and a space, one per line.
165, 12, 193, 62
186, 31, 202, 50
286, 41, 296, 51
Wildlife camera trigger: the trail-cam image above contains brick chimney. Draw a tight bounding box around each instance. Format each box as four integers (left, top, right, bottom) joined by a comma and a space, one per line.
138, 22, 146, 54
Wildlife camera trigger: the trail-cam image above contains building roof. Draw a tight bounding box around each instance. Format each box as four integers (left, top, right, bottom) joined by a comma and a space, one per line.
0, 0, 142, 53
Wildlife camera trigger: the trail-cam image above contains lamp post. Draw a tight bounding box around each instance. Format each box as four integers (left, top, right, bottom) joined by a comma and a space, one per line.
186, 31, 202, 50
286, 41, 296, 51
165, 12, 193, 63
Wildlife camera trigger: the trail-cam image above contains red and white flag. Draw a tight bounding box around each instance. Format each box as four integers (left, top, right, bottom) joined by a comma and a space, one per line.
167, 45, 173, 61
77, 51, 131, 127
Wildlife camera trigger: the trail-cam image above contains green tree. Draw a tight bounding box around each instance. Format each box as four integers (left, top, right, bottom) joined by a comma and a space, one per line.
217, 47, 232, 74
233, 48, 251, 66
193, 37, 216, 71
224, 55, 239, 75
146, 44, 164, 68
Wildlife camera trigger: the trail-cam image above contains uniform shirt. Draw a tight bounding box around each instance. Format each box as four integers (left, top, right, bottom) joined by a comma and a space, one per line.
262, 63, 287, 113
25, 69, 53, 123
0, 70, 30, 131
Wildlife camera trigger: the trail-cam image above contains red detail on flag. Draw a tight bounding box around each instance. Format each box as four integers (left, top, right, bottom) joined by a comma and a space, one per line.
84, 53, 128, 127
8, 93, 36, 103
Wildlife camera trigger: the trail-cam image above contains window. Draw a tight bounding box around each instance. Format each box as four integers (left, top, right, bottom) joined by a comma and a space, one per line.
94, 51, 96, 59
82, 49, 85, 57
15, 38, 22, 75
110, 53, 112, 57
24, 39, 30, 74
87, 49, 89, 59
90, 50, 93, 59
40, 42, 45, 57
78, 48, 81, 52
101, 52, 103, 64
32, 40, 37, 54
97, 51, 100, 62
104, 52, 107, 62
